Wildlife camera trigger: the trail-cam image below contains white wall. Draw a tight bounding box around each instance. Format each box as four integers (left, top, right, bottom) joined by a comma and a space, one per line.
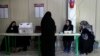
0, 0, 67, 33
0, 0, 100, 41
96, 0, 100, 41
0, 0, 11, 33
47, 0, 66, 32
0, 0, 67, 48
29, 0, 67, 32
76, 0, 96, 33
76, 0, 100, 41
10, 0, 29, 22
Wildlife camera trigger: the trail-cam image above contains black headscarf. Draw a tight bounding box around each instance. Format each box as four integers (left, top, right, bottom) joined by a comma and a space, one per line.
42, 11, 52, 19
63, 20, 73, 31
8, 21, 16, 28
6, 21, 18, 33
66, 20, 72, 26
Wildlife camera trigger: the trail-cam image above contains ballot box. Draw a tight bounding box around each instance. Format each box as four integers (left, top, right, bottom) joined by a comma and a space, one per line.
19, 22, 34, 34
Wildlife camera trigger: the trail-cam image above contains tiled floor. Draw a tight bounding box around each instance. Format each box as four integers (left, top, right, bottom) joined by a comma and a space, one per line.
0, 49, 100, 56
0, 40, 99, 56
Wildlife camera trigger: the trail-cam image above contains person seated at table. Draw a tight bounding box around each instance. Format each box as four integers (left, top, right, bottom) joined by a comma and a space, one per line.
62, 20, 74, 53
79, 21, 95, 55
0, 21, 18, 52
0, 21, 31, 52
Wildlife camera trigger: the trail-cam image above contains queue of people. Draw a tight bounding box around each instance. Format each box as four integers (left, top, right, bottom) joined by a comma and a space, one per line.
0, 11, 95, 56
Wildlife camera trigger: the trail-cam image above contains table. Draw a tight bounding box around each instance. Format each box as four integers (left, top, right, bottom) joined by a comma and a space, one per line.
0, 33, 80, 56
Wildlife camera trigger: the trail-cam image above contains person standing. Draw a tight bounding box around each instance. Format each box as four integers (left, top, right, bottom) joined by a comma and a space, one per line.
40, 11, 56, 56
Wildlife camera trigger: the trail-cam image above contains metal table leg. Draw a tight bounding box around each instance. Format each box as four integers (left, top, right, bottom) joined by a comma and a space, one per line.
75, 36, 79, 56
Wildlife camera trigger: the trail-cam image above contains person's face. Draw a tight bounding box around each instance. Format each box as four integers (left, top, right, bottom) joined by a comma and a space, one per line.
66, 21, 69, 26
12, 22, 16, 26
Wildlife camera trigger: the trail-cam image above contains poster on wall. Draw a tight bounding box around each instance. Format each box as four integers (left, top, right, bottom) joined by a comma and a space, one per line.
0, 5, 8, 19
34, 4, 44, 18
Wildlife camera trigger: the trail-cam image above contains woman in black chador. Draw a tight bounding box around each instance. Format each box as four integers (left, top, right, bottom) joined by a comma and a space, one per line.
40, 11, 56, 56
0, 21, 18, 52
0, 21, 31, 52
62, 20, 74, 53
79, 21, 95, 54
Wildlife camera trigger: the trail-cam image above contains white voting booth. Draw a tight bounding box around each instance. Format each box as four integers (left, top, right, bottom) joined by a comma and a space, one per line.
19, 22, 34, 34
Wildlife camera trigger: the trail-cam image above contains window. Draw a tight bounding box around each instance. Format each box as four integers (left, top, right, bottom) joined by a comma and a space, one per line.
0, 5, 8, 19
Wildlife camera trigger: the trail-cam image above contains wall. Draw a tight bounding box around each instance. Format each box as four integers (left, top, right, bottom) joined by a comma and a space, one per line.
0, 0, 10, 33
0, 0, 67, 50
28, 0, 67, 32
10, 0, 29, 22
0, 0, 29, 33
0, 0, 100, 41
76, 0, 97, 40
96, 0, 100, 41
0, 0, 67, 33
76, 0, 96, 33
29, 0, 47, 26
76, 0, 100, 41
